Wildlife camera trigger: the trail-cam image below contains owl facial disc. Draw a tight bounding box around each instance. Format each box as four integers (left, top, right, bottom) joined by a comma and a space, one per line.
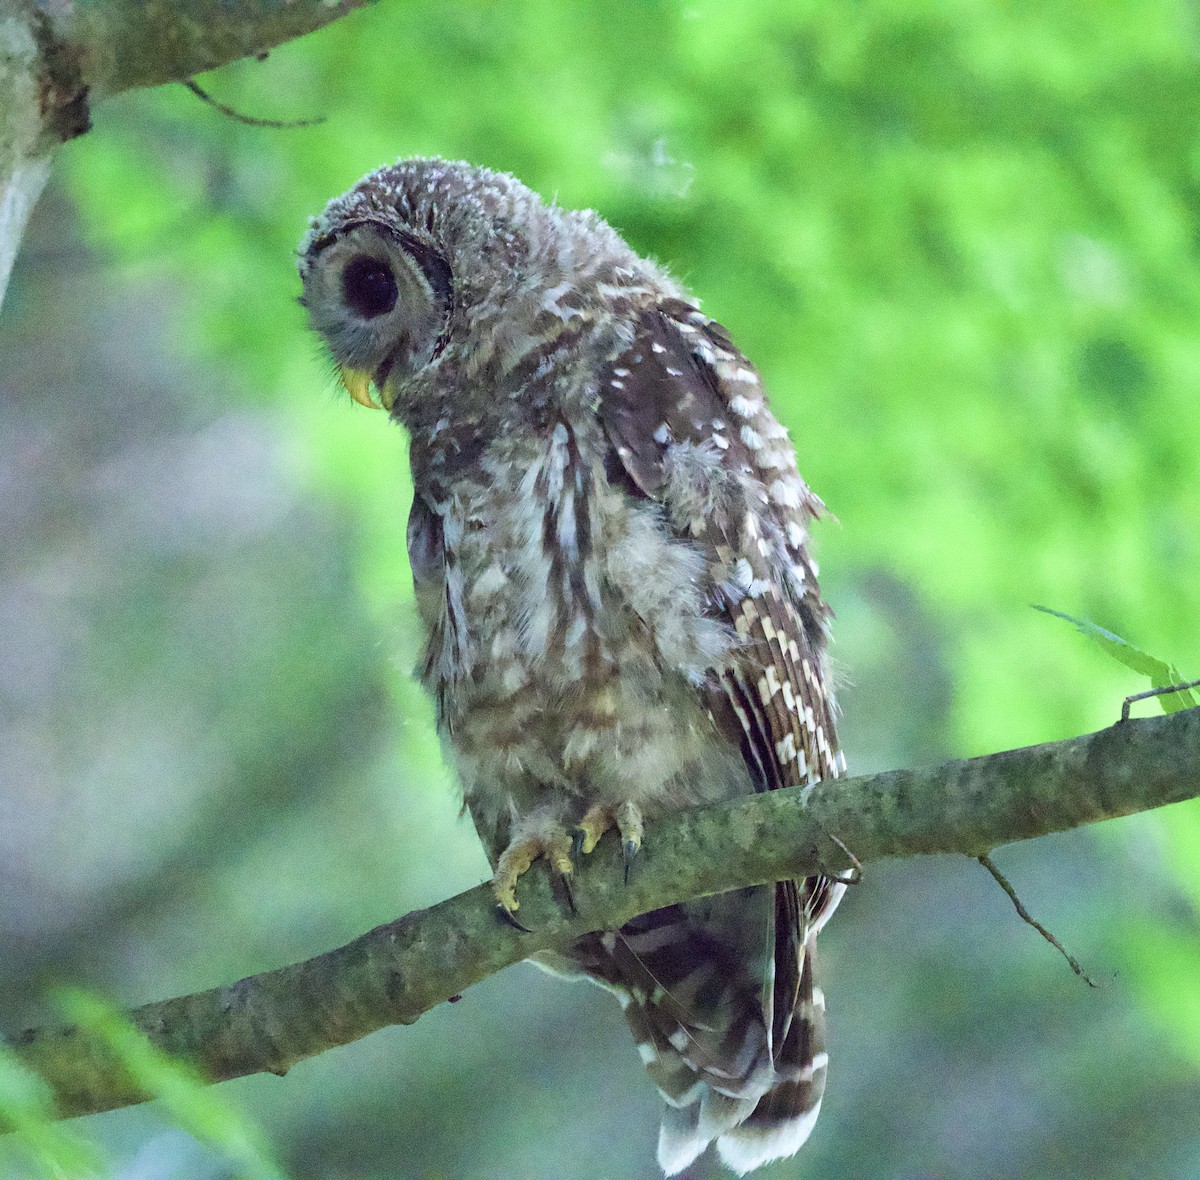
300, 217, 453, 412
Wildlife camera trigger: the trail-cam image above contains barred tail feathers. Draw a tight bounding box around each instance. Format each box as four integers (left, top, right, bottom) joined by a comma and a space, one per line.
586, 884, 827, 1176
716, 933, 828, 1175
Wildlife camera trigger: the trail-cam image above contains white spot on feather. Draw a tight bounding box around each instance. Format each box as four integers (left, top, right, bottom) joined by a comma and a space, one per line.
760, 667, 782, 700
723, 365, 760, 385
769, 478, 802, 508
730, 558, 754, 593
539, 281, 581, 321
729, 394, 763, 417
776, 733, 798, 763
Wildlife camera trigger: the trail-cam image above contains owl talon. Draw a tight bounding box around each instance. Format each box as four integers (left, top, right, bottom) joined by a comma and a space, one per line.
616, 801, 643, 863
495, 903, 532, 933
623, 839, 639, 885
574, 807, 611, 856
558, 870, 578, 916
492, 828, 575, 922
575, 802, 644, 886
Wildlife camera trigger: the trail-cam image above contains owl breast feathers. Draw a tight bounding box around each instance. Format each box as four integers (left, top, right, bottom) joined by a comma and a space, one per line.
300, 158, 846, 1176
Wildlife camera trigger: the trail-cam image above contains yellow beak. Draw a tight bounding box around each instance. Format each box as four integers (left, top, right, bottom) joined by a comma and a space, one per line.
341, 367, 381, 410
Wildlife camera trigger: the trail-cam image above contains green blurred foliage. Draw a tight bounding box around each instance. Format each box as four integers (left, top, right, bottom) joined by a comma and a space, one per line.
55, 990, 283, 1180
62, 0, 1200, 748
0, 1044, 106, 1179
0, 994, 280, 1180
4, 0, 1200, 1176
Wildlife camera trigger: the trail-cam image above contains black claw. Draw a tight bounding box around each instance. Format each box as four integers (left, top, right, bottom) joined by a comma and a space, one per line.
571, 827, 587, 858
623, 839, 639, 885
495, 903, 532, 933
558, 871, 578, 916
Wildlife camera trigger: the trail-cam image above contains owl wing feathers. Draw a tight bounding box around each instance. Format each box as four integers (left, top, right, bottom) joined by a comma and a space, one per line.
596, 301, 842, 796
594, 301, 842, 1175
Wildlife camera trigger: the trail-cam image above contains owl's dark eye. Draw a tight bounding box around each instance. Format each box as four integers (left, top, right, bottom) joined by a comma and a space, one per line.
342, 256, 398, 319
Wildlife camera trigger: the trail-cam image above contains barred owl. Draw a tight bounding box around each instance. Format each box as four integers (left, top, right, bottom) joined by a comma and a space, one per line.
299, 159, 846, 1176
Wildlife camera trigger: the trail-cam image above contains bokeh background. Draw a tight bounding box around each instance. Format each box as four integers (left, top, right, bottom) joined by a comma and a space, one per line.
4, 1, 1200, 1176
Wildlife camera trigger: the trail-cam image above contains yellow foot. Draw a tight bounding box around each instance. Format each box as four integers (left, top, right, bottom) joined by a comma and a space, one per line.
493, 829, 574, 920
574, 801, 644, 874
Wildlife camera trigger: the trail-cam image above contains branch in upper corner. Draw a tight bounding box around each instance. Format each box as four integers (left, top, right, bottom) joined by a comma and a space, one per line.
0, 0, 373, 309
43, 1, 379, 100
3, 708, 1198, 1124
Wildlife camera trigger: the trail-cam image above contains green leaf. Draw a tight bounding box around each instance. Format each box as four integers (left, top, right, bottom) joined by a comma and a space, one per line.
53, 990, 284, 1180
0, 1043, 108, 1178
1033, 606, 1197, 713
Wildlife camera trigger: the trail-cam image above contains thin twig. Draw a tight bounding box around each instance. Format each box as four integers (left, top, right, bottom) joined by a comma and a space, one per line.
977, 853, 1099, 988
826, 832, 863, 886
183, 80, 325, 129
1120, 678, 1200, 723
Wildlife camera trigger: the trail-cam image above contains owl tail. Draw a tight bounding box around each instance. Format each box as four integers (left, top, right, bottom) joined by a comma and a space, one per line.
709, 933, 828, 1175
606, 883, 829, 1176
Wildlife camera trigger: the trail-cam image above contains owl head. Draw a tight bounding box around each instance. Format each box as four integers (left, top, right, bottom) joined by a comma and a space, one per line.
298, 158, 664, 417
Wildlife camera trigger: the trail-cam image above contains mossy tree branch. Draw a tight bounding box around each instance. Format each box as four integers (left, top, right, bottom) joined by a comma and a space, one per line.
0, 0, 376, 306
5, 707, 1198, 1124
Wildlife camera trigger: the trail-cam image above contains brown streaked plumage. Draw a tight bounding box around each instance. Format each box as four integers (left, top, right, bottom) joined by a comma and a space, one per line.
299, 158, 845, 1175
